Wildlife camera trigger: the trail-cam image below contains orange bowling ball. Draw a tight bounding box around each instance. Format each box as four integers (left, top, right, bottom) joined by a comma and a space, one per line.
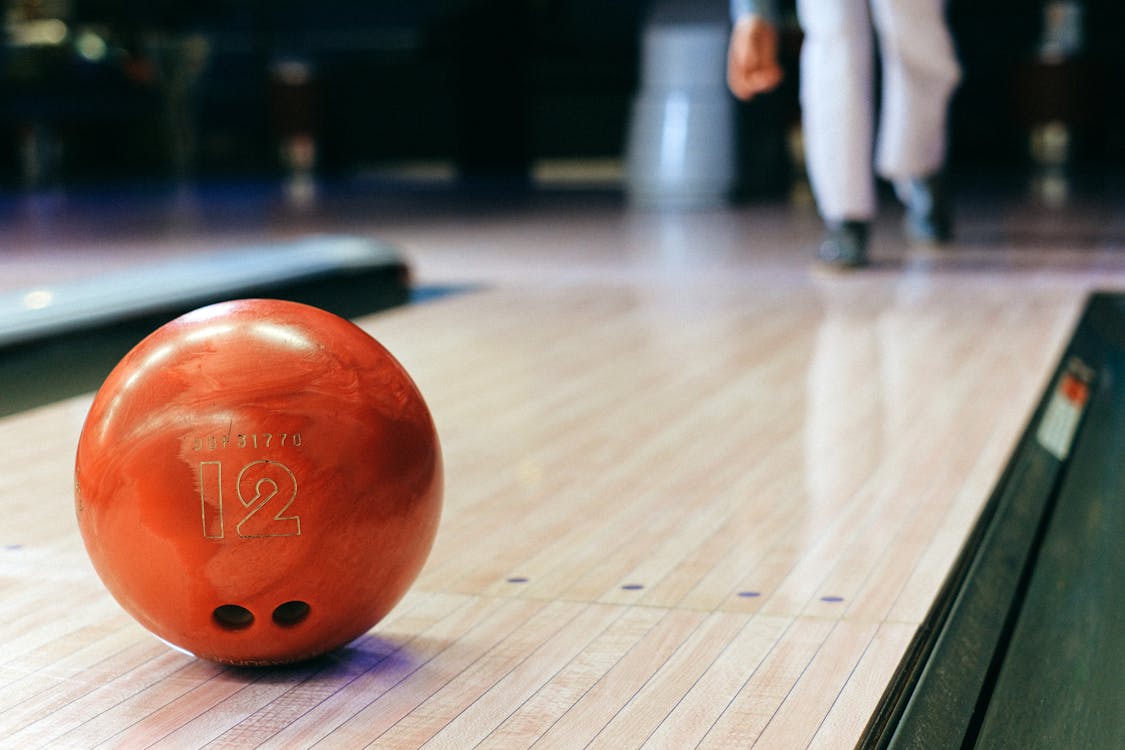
74, 299, 442, 665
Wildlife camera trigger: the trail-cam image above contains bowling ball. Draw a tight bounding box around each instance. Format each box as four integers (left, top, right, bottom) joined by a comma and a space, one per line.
74, 299, 442, 665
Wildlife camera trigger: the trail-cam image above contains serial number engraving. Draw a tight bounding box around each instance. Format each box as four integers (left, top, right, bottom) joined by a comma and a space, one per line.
191, 432, 303, 451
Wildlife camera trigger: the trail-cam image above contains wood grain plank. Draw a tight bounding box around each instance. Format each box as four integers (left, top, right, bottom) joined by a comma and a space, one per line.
640, 615, 791, 748
809, 622, 916, 749
697, 616, 836, 747
476, 607, 666, 749
416, 603, 624, 749
753, 620, 879, 748
531, 609, 707, 750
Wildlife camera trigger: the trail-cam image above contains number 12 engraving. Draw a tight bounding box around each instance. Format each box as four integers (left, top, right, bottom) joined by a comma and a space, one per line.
199, 460, 301, 539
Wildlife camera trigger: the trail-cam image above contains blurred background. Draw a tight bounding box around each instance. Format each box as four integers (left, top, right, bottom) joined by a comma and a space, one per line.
0, 0, 1119, 199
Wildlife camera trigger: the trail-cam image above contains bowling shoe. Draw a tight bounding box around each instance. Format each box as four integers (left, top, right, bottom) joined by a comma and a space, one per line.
817, 220, 869, 269
897, 173, 952, 244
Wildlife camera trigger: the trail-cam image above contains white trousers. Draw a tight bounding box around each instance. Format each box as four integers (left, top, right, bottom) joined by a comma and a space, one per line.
796, 0, 961, 222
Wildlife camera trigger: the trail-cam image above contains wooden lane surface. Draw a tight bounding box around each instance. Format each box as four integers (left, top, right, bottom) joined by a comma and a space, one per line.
0, 207, 1116, 747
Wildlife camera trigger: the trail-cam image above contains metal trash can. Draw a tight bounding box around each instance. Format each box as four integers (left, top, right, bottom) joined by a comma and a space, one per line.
625, 2, 734, 209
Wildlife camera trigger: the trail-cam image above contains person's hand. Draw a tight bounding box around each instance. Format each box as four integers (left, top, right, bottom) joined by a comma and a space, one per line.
727, 15, 783, 100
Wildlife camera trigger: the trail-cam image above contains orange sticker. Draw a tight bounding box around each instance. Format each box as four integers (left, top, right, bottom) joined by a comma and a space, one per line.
1060, 374, 1089, 406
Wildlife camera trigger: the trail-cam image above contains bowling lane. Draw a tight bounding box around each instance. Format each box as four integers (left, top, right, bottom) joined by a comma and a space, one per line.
0, 236, 409, 416
2, 182, 1125, 747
